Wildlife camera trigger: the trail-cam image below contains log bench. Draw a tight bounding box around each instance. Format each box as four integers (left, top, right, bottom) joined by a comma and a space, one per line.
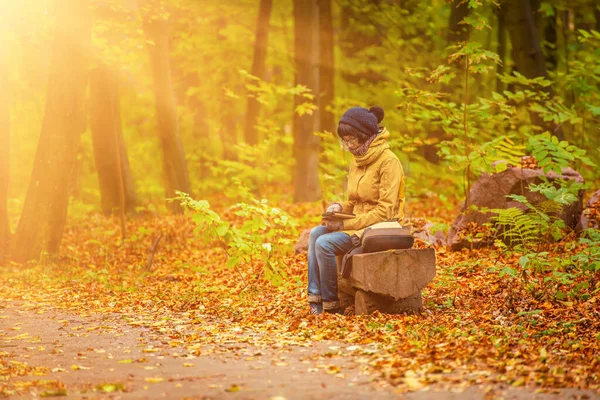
337, 248, 436, 315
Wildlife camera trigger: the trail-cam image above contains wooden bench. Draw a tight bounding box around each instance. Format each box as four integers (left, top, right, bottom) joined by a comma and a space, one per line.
337, 248, 436, 315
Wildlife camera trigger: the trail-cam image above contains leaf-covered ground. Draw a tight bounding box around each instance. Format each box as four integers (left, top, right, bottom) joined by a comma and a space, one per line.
1, 198, 599, 398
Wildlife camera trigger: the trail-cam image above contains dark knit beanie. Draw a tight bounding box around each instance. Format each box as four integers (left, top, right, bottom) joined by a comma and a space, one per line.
339, 106, 384, 138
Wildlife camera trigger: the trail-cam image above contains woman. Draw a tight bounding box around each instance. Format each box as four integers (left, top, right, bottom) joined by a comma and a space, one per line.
308, 106, 405, 315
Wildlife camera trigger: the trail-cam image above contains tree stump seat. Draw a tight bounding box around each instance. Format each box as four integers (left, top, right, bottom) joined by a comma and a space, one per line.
336, 248, 436, 315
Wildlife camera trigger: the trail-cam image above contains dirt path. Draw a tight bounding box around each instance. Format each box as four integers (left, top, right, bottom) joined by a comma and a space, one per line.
1, 302, 597, 399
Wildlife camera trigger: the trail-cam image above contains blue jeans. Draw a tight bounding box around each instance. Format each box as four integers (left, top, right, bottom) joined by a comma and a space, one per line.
307, 225, 354, 310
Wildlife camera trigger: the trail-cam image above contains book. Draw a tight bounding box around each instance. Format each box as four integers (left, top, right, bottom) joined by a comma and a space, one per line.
321, 211, 356, 220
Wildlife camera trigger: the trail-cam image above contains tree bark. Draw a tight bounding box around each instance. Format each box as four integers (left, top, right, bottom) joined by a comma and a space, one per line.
90, 65, 138, 216
318, 0, 335, 135
0, 45, 9, 263
448, 0, 470, 44
143, 14, 191, 212
293, 0, 321, 202
504, 0, 547, 78
503, 0, 565, 140
244, 0, 273, 145
11, 0, 91, 263
543, 13, 558, 73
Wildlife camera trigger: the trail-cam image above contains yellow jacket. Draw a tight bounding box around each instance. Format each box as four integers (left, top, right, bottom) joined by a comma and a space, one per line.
338, 129, 405, 237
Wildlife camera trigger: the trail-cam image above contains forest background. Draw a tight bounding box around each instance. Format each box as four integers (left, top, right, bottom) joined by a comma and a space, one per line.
1, 0, 599, 258
0, 0, 600, 396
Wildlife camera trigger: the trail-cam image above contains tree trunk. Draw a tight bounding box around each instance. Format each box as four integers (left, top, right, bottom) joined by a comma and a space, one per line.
244, 0, 273, 145
0, 45, 9, 263
90, 65, 138, 216
503, 0, 565, 140
496, 7, 507, 92
544, 13, 558, 73
215, 17, 239, 161
143, 15, 191, 212
11, 0, 91, 263
339, 1, 386, 84
504, 0, 547, 78
424, 0, 470, 165
293, 0, 321, 202
448, 0, 470, 43
318, 0, 335, 135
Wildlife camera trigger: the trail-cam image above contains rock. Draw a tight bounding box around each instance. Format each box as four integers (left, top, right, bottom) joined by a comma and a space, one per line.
349, 248, 436, 301
354, 290, 422, 315
294, 229, 311, 254
339, 291, 355, 311
447, 167, 584, 251
335, 250, 436, 315
579, 190, 600, 230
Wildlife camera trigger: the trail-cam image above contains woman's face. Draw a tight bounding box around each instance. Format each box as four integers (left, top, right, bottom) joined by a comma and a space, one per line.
341, 135, 360, 151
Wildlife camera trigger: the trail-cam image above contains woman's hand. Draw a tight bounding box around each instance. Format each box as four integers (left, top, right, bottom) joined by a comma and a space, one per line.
322, 218, 343, 232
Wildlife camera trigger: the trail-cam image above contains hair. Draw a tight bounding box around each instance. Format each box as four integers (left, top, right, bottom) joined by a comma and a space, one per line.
337, 122, 371, 144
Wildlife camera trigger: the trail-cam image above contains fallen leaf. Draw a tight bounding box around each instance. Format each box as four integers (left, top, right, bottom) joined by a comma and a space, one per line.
225, 384, 241, 392
70, 364, 91, 370
95, 383, 125, 393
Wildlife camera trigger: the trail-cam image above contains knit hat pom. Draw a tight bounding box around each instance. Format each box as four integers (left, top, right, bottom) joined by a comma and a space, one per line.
369, 106, 384, 123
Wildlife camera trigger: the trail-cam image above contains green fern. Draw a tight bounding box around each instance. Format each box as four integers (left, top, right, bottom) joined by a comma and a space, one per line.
537, 200, 562, 216
493, 207, 540, 248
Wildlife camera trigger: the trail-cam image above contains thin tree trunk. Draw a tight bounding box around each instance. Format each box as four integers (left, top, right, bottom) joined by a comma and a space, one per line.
244, 0, 273, 145
216, 17, 239, 160
318, 0, 335, 135
496, 7, 507, 92
144, 15, 191, 212
90, 65, 138, 216
293, 0, 321, 202
503, 0, 565, 140
11, 0, 91, 263
0, 45, 9, 263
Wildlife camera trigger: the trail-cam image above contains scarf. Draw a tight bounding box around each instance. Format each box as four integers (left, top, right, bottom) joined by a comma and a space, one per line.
349, 133, 378, 157
352, 128, 390, 167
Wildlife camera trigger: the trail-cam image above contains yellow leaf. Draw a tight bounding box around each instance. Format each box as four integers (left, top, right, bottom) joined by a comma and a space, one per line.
118, 359, 133, 364
142, 348, 159, 353
144, 377, 163, 384
8, 332, 29, 340
512, 377, 526, 387
225, 384, 241, 392
404, 376, 424, 391
325, 366, 341, 375
95, 383, 125, 393
183, 363, 194, 367
40, 389, 68, 397
70, 364, 91, 370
